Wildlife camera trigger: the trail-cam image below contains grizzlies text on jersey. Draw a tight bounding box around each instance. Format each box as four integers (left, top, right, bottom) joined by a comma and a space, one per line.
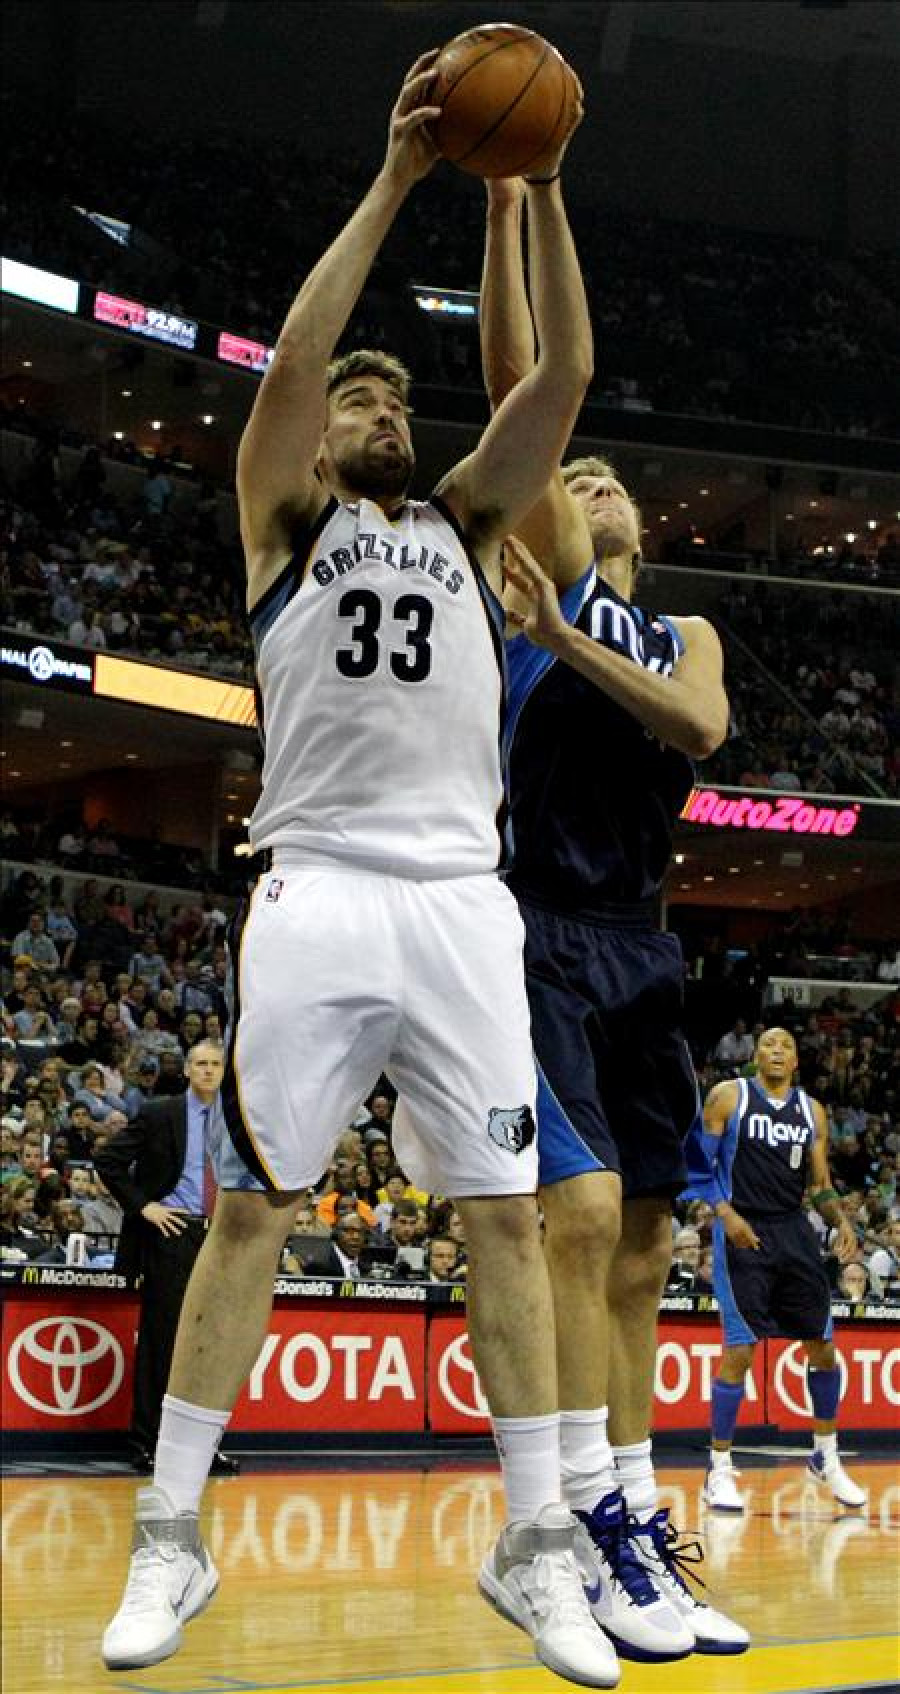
247, 494, 505, 877
504, 567, 694, 910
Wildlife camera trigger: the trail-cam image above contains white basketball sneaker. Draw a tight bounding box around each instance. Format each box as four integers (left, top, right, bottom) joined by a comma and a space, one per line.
806, 1449, 868, 1509
702, 1460, 746, 1513
479, 1502, 621, 1687
102, 1486, 219, 1670
573, 1491, 694, 1662
627, 1508, 750, 1656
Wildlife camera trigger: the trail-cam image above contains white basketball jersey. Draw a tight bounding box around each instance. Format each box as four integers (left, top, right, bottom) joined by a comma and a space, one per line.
248, 495, 506, 877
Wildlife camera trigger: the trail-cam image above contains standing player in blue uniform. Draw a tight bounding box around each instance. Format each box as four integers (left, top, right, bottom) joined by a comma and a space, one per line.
480, 179, 746, 1658
692, 1026, 866, 1512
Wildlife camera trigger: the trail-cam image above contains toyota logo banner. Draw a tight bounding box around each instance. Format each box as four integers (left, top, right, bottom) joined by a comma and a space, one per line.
2, 1300, 137, 1428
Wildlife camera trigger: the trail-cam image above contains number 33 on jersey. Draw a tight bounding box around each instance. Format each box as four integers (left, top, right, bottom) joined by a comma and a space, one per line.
247, 495, 508, 878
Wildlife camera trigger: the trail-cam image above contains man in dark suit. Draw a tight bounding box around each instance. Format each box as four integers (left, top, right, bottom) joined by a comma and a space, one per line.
304, 1212, 370, 1279
95, 1040, 239, 1474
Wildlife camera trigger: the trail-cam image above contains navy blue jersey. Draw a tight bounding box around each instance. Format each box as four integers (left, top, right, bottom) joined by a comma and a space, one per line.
504, 567, 694, 909
718, 1077, 818, 1216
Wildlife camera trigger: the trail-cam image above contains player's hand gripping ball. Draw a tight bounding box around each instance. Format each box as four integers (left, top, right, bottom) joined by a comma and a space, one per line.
427, 22, 582, 178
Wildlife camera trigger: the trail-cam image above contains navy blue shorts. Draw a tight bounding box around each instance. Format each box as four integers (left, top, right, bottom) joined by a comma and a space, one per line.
520, 899, 697, 1199
712, 1212, 833, 1347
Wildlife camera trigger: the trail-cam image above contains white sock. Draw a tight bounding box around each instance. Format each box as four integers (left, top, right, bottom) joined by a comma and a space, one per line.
710, 1447, 734, 1470
814, 1430, 838, 1461
613, 1438, 658, 1519
153, 1393, 229, 1514
559, 1406, 616, 1512
492, 1412, 561, 1523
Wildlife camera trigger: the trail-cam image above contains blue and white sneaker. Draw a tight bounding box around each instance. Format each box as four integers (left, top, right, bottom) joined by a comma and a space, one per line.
627, 1508, 749, 1655
574, 1491, 694, 1662
807, 1449, 867, 1509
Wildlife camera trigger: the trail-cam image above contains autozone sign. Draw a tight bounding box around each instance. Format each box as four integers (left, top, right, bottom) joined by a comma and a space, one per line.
2, 1299, 138, 1428
230, 1310, 426, 1432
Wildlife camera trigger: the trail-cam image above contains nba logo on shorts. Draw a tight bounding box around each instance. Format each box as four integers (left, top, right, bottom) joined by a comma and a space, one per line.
265, 876, 284, 903
487, 1105, 536, 1155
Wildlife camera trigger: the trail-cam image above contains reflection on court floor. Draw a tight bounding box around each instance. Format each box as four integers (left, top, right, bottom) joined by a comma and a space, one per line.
2, 1460, 898, 1694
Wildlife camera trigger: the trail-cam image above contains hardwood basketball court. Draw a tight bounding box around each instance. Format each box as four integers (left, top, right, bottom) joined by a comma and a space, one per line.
2, 1455, 897, 1694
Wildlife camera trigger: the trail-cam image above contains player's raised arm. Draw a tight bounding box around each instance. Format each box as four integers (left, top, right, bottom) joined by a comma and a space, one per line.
236, 52, 441, 604
478, 178, 592, 581
503, 537, 729, 759
438, 89, 593, 550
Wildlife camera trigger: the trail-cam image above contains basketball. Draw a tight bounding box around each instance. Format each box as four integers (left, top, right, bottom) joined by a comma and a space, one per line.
428, 22, 579, 179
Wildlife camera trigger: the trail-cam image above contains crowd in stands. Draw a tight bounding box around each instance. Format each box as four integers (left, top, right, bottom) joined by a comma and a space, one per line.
1, 431, 250, 681
2, 852, 897, 1297
710, 579, 899, 796
3, 424, 897, 800
3, 105, 898, 438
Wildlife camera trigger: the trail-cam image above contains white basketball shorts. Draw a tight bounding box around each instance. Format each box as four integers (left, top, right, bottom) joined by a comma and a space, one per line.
216, 858, 538, 1199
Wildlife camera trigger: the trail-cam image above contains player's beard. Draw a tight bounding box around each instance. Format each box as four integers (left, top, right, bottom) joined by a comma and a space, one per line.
339, 438, 415, 502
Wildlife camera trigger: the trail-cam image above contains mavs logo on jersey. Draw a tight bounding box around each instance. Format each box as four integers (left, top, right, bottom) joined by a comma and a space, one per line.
720, 1078, 817, 1212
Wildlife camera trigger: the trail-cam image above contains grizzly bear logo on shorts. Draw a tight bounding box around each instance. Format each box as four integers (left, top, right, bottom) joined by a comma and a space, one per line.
488, 1105, 537, 1155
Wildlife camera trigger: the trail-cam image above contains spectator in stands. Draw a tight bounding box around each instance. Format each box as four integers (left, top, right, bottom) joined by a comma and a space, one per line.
142, 460, 174, 520
426, 1235, 462, 1282
694, 1246, 715, 1295
152, 1051, 188, 1096
64, 1101, 98, 1158
713, 1018, 755, 1070
1, 1179, 43, 1256
132, 1007, 182, 1062
667, 1228, 703, 1290
104, 883, 136, 930
171, 960, 213, 1016
44, 891, 78, 969
308, 1214, 371, 1280
75, 882, 106, 927
73, 1062, 127, 1124
79, 1171, 123, 1242
366, 1136, 393, 1186
383, 1198, 421, 1253
129, 932, 170, 994
56, 822, 86, 861
58, 1012, 103, 1068
11, 984, 57, 1040
837, 1260, 870, 1302
11, 912, 61, 976
316, 1157, 376, 1230
372, 1168, 410, 1234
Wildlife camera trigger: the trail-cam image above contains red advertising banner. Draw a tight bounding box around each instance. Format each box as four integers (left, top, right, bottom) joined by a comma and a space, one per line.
3, 1289, 897, 1437
230, 1309, 426, 1433
766, 1330, 900, 1431
652, 1320, 766, 1429
428, 1316, 768, 1434
428, 1315, 490, 1434
2, 1297, 138, 1430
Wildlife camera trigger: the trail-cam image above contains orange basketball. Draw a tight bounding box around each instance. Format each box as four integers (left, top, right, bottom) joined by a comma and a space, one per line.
428, 22, 579, 179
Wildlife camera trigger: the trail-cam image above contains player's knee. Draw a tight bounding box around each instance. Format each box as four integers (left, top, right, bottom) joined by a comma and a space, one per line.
457, 1193, 541, 1264
806, 1339, 836, 1370
542, 1178, 621, 1266
210, 1189, 300, 1253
